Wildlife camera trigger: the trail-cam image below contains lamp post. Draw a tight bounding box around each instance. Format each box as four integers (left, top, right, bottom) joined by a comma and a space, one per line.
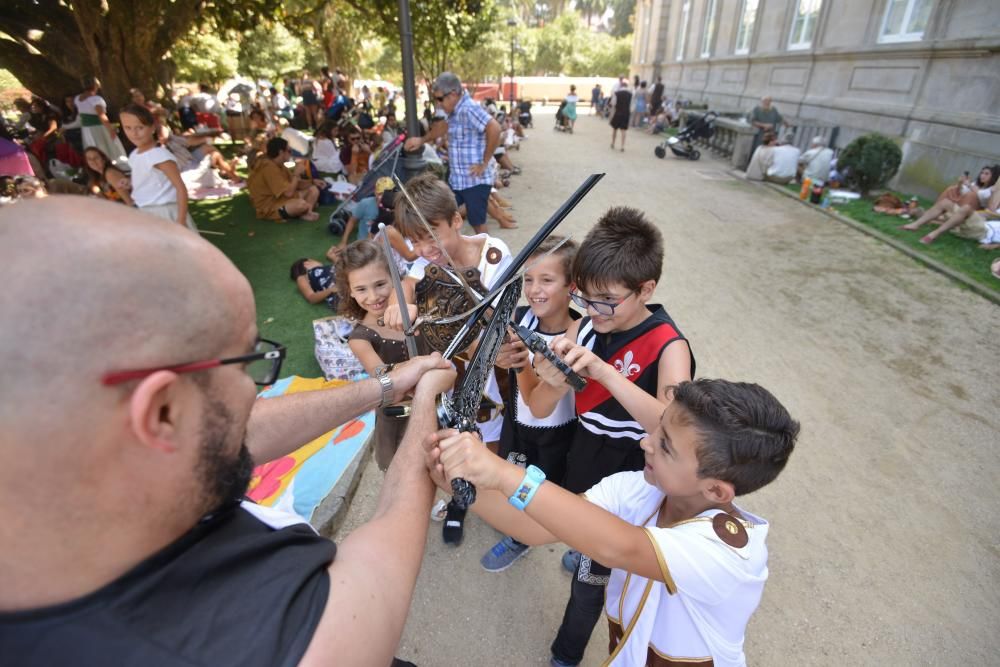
507, 17, 517, 102
398, 0, 425, 180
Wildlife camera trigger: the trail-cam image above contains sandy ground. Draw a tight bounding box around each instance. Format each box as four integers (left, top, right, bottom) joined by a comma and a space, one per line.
336, 107, 1000, 665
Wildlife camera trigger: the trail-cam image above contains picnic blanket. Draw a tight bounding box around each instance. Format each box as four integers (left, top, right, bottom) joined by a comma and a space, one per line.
246, 376, 375, 522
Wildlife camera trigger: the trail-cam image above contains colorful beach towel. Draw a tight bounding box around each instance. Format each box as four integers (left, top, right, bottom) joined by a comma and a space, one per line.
247, 376, 375, 523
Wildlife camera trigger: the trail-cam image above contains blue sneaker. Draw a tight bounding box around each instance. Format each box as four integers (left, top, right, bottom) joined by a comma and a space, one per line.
480, 536, 531, 572
549, 657, 577, 667
561, 549, 581, 574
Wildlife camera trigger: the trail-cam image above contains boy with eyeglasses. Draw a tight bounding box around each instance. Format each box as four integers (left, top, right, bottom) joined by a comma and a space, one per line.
524, 206, 695, 667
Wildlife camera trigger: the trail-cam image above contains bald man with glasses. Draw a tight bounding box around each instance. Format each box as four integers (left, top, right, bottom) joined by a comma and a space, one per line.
0, 198, 456, 667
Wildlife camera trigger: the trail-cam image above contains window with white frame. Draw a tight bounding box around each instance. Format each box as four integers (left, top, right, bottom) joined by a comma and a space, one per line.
788, 0, 822, 50
700, 0, 717, 58
676, 1, 691, 61
735, 0, 759, 55
879, 0, 932, 43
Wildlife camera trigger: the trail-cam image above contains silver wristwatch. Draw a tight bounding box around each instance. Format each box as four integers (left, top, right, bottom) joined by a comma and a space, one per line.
374, 364, 394, 407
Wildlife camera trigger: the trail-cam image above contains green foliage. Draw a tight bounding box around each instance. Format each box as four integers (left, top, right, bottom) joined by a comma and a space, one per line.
238, 23, 308, 81
839, 133, 903, 197
349, 0, 499, 78
608, 0, 636, 37
453, 25, 510, 83
517, 12, 631, 76
171, 30, 239, 85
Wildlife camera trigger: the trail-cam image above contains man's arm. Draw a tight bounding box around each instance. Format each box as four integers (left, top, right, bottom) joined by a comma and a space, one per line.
481, 118, 502, 166
403, 118, 447, 152
298, 367, 456, 667
245, 354, 450, 465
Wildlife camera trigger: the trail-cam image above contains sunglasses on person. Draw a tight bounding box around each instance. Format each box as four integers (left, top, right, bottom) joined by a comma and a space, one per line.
101, 339, 287, 387
434, 91, 453, 103
569, 291, 637, 317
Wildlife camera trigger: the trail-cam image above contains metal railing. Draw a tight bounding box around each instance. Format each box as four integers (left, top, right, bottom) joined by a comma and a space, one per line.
679, 110, 839, 170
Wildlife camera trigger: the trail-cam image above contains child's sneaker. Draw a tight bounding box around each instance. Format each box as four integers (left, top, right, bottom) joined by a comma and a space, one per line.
561, 549, 581, 574
549, 657, 577, 667
480, 536, 531, 572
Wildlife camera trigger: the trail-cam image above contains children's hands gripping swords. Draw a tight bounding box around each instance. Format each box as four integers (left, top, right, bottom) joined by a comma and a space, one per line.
512, 324, 587, 391
533, 336, 607, 389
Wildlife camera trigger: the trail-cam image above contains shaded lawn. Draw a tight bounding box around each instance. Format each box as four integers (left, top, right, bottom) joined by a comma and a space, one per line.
785, 186, 1000, 294
190, 192, 345, 378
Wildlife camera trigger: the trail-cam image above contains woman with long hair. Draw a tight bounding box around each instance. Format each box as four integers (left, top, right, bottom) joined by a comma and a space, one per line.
901, 164, 1000, 244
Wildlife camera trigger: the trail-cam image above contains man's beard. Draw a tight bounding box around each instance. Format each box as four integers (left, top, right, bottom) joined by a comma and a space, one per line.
196, 395, 256, 513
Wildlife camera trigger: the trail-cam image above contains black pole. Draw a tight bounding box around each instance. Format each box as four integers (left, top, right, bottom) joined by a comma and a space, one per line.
398, 0, 426, 180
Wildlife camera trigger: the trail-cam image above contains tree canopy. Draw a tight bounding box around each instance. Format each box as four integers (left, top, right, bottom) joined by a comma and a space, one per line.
0, 0, 280, 111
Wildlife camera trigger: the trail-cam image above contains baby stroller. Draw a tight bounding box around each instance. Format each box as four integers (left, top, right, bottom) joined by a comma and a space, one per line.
554, 101, 572, 133
517, 100, 532, 128
654, 111, 718, 161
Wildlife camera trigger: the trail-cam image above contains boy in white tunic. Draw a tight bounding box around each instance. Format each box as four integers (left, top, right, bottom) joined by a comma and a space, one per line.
426, 378, 799, 666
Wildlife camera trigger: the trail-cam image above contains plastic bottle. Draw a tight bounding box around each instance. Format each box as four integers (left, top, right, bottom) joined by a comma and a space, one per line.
820, 192, 831, 209
810, 183, 824, 204
799, 177, 812, 200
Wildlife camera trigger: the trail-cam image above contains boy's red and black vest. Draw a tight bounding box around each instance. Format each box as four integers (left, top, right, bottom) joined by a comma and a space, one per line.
563, 305, 695, 494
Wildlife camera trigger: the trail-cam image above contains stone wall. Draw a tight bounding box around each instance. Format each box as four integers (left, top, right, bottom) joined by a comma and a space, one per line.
630, 0, 1000, 198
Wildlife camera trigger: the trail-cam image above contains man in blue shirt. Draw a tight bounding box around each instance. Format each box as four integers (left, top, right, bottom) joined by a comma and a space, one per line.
404, 72, 502, 234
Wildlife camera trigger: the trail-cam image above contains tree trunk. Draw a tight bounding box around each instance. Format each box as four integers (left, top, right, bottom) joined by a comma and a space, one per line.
0, 0, 201, 115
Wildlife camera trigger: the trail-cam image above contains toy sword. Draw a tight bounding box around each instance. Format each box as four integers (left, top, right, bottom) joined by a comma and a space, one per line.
377, 223, 419, 359
440, 173, 605, 510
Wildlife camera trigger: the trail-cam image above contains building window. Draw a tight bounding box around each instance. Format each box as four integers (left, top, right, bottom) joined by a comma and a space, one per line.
788, 0, 822, 50
700, 0, 718, 58
878, 0, 932, 43
676, 1, 691, 61
735, 0, 759, 55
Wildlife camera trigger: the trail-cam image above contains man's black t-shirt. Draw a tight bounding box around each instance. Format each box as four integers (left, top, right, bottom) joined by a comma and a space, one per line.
0, 501, 336, 667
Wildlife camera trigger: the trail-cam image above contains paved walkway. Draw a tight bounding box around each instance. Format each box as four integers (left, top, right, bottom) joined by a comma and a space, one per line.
336, 107, 1000, 665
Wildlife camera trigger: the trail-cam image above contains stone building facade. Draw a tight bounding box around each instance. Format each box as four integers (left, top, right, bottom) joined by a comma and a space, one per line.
631, 0, 1000, 197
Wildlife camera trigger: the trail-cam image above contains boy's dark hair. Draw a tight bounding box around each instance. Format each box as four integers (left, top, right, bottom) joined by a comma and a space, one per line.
531, 236, 577, 284
669, 379, 799, 496
572, 206, 663, 293
334, 240, 392, 321
266, 137, 289, 159
393, 172, 458, 241
120, 103, 155, 126
290, 258, 310, 281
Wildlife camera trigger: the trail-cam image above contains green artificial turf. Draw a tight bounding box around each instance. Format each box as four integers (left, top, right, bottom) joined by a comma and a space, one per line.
190, 192, 345, 378
784, 185, 1000, 294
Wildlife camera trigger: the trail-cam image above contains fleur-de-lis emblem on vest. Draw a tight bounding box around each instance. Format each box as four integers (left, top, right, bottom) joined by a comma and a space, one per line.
614, 350, 640, 378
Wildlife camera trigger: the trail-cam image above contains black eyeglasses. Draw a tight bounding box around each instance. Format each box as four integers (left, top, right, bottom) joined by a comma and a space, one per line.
101, 339, 287, 387
434, 92, 452, 102
569, 291, 637, 316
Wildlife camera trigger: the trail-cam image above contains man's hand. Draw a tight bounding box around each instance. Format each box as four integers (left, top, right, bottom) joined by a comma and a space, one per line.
383, 303, 419, 331
495, 337, 529, 370
388, 353, 453, 404
469, 162, 487, 178
437, 431, 506, 491
404, 136, 423, 152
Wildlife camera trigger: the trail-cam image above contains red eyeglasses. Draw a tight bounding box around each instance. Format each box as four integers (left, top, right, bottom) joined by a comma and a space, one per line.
101, 339, 286, 387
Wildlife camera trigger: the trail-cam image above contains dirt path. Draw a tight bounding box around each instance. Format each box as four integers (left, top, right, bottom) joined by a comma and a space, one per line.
337, 107, 1000, 665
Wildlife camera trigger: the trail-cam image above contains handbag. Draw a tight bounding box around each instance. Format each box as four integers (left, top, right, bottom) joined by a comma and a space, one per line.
313, 316, 366, 381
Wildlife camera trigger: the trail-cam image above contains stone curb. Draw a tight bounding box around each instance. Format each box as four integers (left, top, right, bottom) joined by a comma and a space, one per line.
311, 431, 373, 538
761, 181, 1000, 306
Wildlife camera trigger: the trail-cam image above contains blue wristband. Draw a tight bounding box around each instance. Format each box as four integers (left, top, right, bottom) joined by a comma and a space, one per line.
509, 465, 546, 511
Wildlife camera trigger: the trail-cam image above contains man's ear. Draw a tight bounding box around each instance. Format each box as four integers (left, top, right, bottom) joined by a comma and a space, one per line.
702, 479, 735, 506
128, 371, 186, 454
